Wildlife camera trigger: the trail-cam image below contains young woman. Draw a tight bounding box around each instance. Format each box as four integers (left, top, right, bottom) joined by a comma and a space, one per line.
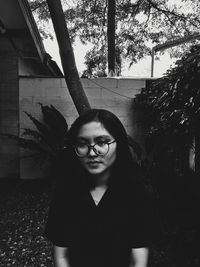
45, 109, 162, 267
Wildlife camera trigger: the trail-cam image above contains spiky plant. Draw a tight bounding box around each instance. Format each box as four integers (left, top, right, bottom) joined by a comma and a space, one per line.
1, 103, 68, 169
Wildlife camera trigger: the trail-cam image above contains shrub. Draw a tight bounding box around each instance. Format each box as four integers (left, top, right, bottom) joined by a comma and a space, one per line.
1, 103, 68, 172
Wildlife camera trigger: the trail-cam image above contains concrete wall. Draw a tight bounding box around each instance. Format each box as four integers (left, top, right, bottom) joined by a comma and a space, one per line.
0, 51, 19, 178
19, 77, 146, 179
19, 77, 144, 134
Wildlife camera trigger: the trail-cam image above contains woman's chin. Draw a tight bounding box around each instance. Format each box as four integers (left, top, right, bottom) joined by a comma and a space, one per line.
86, 167, 103, 175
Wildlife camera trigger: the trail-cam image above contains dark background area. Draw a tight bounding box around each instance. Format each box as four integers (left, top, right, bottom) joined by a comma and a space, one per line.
0, 177, 199, 267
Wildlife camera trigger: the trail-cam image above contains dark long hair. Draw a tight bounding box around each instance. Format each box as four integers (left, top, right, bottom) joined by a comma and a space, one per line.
67, 109, 137, 173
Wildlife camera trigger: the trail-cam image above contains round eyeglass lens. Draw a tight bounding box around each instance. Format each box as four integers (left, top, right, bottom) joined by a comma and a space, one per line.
76, 144, 88, 156
94, 143, 109, 155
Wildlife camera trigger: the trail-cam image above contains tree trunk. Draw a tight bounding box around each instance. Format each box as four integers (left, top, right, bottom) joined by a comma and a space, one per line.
46, 0, 91, 115
107, 0, 116, 76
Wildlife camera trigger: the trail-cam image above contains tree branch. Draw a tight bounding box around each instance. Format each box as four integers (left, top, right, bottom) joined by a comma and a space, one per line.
146, 0, 187, 21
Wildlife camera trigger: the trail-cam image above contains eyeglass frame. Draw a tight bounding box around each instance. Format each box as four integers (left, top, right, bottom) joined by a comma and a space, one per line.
74, 140, 116, 157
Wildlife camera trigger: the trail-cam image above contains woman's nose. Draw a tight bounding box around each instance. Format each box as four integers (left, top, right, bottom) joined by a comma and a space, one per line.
88, 147, 97, 157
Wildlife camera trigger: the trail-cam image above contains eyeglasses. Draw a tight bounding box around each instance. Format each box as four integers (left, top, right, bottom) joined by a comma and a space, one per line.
74, 140, 116, 157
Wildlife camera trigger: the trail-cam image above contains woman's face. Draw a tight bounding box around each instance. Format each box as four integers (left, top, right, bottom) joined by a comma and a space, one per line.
75, 121, 117, 176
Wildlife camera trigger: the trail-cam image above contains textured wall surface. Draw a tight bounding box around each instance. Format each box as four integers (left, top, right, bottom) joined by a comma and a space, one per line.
0, 52, 19, 178
19, 77, 145, 134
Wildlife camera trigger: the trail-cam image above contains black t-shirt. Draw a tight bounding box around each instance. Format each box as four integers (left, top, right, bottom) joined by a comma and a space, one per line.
44, 166, 162, 267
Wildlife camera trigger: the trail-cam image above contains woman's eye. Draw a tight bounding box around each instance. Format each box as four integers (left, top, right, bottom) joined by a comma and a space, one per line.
77, 143, 87, 148
96, 141, 107, 147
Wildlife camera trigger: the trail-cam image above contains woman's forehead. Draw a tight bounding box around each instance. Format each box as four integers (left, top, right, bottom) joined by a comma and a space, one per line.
77, 121, 113, 139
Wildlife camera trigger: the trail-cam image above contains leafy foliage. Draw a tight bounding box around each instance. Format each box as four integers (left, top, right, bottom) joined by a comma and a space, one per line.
81, 46, 107, 78
137, 44, 200, 134
29, 0, 200, 76
1, 104, 68, 168
133, 47, 200, 267
134, 44, 200, 175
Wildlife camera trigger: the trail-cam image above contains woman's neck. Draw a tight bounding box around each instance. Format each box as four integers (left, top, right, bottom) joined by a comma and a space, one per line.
90, 169, 111, 187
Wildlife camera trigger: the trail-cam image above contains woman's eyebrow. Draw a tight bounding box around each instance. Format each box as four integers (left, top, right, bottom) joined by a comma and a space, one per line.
94, 135, 113, 142
76, 135, 112, 141
95, 135, 112, 139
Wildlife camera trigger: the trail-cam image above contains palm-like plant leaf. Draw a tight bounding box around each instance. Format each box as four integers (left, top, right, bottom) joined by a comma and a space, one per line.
1, 133, 46, 151
22, 128, 43, 140
24, 111, 51, 137
1, 104, 69, 171
39, 103, 68, 141
24, 111, 55, 146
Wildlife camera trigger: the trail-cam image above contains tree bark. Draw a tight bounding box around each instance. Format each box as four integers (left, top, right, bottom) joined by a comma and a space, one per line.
46, 0, 91, 115
107, 0, 116, 76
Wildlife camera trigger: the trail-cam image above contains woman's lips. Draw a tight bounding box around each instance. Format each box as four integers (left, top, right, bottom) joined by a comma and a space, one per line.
87, 161, 102, 167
